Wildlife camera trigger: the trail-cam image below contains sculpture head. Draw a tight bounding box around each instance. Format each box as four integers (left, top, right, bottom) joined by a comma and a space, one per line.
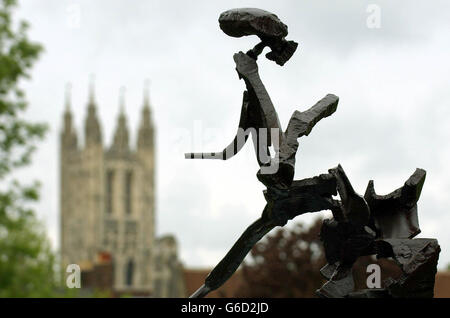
219, 8, 298, 66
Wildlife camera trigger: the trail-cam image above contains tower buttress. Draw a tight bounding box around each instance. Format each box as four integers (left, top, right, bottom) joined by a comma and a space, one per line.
137, 80, 156, 290
82, 75, 104, 262
60, 83, 79, 267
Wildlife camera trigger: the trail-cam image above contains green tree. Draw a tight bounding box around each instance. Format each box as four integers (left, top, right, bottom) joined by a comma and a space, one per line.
0, 0, 57, 297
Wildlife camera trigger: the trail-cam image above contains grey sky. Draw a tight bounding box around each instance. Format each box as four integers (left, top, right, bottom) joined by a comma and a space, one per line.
14, 0, 450, 269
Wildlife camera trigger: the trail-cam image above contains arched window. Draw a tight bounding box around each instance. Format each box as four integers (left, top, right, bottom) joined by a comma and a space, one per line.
106, 170, 114, 214
125, 259, 134, 286
125, 171, 133, 214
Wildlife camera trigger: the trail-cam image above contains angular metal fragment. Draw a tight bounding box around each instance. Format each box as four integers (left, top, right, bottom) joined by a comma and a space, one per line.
382, 238, 440, 273
265, 40, 298, 66
219, 8, 299, 66
219, 8, 289, 39
257, 95, 339, 188
382, 238, 440, 298
233, 51, 284, 147
268, 173, 338, 221
318, 168, 438, 299
284, 94, 339, 140
320, 263, 339, 280
316, 269, 355, 298
319, 219, 343, 265
364, 169, 426, 239
278, 94, 339, 176
329, 164, 370, 227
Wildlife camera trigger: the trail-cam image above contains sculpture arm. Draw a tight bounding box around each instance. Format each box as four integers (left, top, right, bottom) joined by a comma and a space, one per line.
185, 91, 251, 160
190, 173, 337, 298
190, 212, 277, 298
278, 94, 339, 173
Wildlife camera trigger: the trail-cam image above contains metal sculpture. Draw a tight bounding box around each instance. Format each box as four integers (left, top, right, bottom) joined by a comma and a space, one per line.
185, 8, 440, 298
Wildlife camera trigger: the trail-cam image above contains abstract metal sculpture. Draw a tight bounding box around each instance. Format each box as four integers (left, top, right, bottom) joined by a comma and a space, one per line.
185, 8, 440, 298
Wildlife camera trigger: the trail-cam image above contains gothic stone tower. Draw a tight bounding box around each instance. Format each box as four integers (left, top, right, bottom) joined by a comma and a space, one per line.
60, 82, 155, 294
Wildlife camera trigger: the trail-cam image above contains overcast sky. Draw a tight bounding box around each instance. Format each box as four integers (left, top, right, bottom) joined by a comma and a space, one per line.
14, 0, 450, 270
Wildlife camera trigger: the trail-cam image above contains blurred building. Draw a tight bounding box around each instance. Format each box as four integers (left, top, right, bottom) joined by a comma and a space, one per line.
60, 81, 183, 297
434, 272, 450, 298
153, 235, 186, 297
59, 81, 450, 298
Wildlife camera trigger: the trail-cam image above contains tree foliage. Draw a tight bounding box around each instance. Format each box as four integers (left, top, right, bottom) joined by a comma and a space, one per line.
0, 0, 58, 297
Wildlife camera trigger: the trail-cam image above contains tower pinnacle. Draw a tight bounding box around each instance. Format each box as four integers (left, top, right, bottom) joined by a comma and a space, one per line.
88, 74, 96, 106
138, 80, 154, 150
144, 79, 151, 109
85, 75, 102, 146
62, 82, 77, 150
65, 82, 72, 111
111, 87, 130, 153
120, 86, 126, 114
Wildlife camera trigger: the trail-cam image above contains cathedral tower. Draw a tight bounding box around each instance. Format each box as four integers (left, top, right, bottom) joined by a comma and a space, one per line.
60, 80, 156, 294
